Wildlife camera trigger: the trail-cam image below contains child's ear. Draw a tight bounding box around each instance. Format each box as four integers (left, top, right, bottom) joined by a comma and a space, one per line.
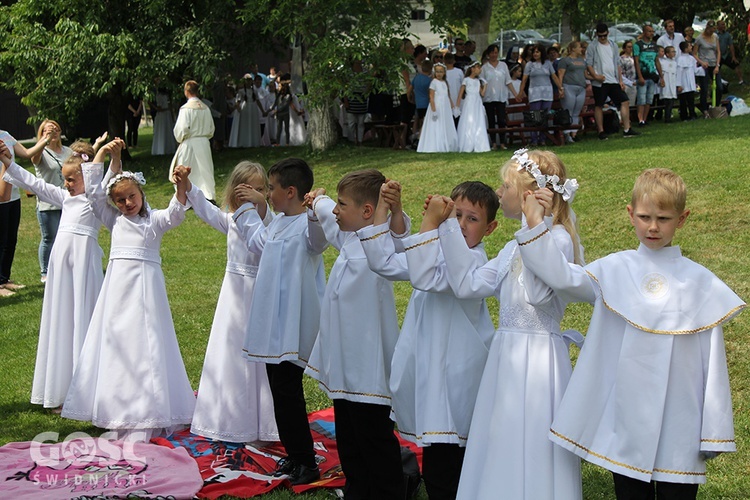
676, 209, 690, 228
362, 202, 375, 220
626, 204, 635, 226
485, 220, 498, 236
287, 185, 298, 200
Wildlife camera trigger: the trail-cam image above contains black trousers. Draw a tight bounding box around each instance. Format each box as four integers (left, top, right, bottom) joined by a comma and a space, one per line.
0, 199, 21, 284
698, 67, 721, 112
484, 101, 506, 146
613, 472, 699, 500
333, 399, 404, 499
679, 92, 697, 120
422, 443, 466, 500
265, 362, 316, 468
126, 114, 140, 147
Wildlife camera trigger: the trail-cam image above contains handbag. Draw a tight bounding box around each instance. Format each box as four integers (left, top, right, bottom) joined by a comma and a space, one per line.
523, 109, 546, 127
707, 79, 728, 119
553, 109, 572, 126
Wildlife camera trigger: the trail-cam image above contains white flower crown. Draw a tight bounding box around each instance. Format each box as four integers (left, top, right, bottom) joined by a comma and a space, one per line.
512, 148, 578, 202
106, 171, 147, 195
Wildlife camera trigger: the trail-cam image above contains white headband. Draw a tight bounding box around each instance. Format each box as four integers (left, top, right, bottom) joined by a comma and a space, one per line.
106, 171, 146, 195
512, 148, 578, 202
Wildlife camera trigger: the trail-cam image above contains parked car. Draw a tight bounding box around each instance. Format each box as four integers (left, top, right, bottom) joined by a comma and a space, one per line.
611, 23, 642, 38
550, 31, 591, 44
495, 29, 555, 49
587, 27, 635, 44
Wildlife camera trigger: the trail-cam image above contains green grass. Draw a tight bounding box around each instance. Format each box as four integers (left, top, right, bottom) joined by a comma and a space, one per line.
2, 113, 750, 499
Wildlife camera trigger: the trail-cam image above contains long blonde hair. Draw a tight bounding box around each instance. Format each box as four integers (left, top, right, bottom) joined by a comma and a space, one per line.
223, 161, 268, 212
501, 150, 583, 265
37, 119, 62, 148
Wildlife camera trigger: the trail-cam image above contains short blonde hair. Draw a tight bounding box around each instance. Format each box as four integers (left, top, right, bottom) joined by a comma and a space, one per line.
184, 80, 200, 96
631, 168, 686, 212
223, 161, 268, 212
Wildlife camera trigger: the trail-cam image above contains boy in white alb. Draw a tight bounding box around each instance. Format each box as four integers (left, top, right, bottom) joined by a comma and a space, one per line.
304, 170, 407, 498
659, 46, 679, 122
233, 158, 328, 485
358, 181, 498, 499
677, 41, 698, 121
516, 168, 745, 500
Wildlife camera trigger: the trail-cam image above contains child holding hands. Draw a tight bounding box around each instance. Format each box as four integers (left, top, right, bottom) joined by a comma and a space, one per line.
357, 179, 497, 499
178, 162, 278, 443
0, 141, 103, 410
516, 168, 744, 499
61, 140, 196, 440
304, 170, 406, 498
427, 149, 584, 500
233, 158, 328, 485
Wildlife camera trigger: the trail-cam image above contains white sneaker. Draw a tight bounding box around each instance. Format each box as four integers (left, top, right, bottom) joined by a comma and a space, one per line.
565, 133, 575, 144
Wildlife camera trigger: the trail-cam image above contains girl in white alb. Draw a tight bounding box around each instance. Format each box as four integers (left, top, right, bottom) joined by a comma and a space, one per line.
1, 147, 104, 410
456, 62, 490, 153
437, 149, 584, 500
186, 162, 278, 443
62, 140, 195, 440
417, 63, 458, 153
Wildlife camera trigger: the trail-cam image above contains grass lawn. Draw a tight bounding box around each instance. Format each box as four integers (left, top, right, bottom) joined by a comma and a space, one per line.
1, 113, 749, 499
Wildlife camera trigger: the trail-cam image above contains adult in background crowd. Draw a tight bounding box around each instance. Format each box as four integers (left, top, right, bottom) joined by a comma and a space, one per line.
169, 80, 216, 201
656, 20, 685, 53
126, 96, 144, 149
683, 26, 695, 44
717, 20, 745, 85
453, 38, 472, 70
31, 120, 72, 283
619, 40, 638, 103
586, 23, 639, 140
633, 23, 662, 126
558, 41, 588, 143
481, 44, 517, 150
151, 87, 177, 156
694, 20, 722, 117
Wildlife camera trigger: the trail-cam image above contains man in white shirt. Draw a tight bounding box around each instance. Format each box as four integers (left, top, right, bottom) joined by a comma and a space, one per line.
656, 19, 685, 52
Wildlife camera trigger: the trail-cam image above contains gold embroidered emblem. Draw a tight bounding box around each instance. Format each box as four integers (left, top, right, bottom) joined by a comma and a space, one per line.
641, 273, 668, 299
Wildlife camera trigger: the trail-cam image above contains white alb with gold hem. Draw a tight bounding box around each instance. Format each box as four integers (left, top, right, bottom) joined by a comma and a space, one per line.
516, 221, 745, 484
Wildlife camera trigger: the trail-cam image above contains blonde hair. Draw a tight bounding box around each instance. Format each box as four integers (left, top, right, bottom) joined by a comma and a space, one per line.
631, 168, 686, 212
223, 161, 268, 212
501, 150, 583, 264
62, 140, 96, 175
37, 119, 62, 145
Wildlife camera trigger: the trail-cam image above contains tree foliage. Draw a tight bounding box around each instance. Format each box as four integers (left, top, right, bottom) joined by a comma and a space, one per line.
0, 0, 256, 130
240, 0, 413, 150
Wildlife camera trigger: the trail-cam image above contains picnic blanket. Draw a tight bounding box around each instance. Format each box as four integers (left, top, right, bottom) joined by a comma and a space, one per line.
0, 438, 202, 499
152, 407, 423, 498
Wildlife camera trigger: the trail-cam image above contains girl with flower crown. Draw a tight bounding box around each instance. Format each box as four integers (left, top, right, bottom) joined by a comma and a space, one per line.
61, 139, 195, 440
424, 148, 584, 499
455, 61, 491, 153
0, 141, 105, 412
417, 63, 459, 153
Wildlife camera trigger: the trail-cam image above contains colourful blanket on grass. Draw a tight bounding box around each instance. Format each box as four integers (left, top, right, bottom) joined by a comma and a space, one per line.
152, 407, 423, 499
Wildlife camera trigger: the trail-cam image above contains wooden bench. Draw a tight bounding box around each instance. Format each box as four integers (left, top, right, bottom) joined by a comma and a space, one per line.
372, 122, 407, 149
487, 99, 582, 146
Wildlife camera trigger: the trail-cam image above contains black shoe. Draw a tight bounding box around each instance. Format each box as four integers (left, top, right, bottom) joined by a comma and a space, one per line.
288, 463, 320, 485
623, 128, 640, 137
272, 457, 297, 477
637, 121, 646, 128
598, 132, 608, 141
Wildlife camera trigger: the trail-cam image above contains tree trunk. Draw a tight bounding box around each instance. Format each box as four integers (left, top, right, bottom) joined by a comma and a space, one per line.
308, 100, 338, 151
108, 87, 132, 160
467, 0, 493, 50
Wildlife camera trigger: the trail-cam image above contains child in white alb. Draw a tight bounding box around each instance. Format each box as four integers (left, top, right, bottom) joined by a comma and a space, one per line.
455, 61, 490, 152
178, 161, 278, 443
417, 63, 458, 153
233, 158, 327, 485
428, 149, 584, 500
61, 139, 196, 441
303, 170, 407, 498
358, 180, 497, 499
0, 142, 104, 411
677, 41, 698, 121
517, 168, 744, 500
660, 46, 679, 122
